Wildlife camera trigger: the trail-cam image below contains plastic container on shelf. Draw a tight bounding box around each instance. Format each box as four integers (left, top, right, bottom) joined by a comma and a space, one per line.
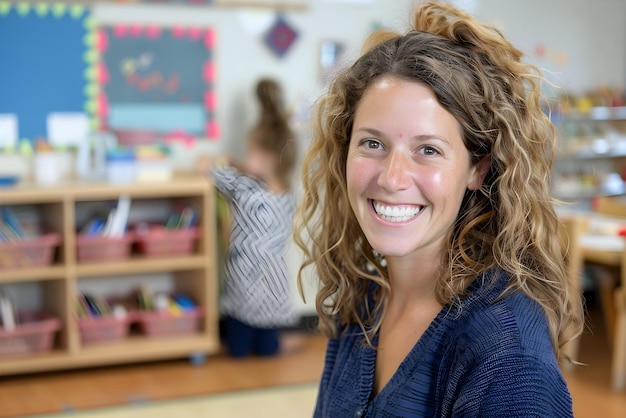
76, 233, 134, 263
134, 145, 172, 182
0, 311, 61, 358
0, 233, 60, 268
33, 152, 63, 186
134, 226, 199, 257
136, 158, 173, 182
106, 150, 136, 184
135, 307, 203, 337
77, 314, 133, 344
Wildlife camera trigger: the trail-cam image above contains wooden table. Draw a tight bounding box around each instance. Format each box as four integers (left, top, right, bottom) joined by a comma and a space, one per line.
559, 205, 626, 389
567, 211, 626, 341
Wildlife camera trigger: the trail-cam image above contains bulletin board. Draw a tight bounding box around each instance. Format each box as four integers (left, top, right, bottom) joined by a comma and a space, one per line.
98, 25, 218, 140
0, 3, 93, 143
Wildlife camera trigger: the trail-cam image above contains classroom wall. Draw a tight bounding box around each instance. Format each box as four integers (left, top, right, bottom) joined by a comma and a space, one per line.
474, 0, 626, 97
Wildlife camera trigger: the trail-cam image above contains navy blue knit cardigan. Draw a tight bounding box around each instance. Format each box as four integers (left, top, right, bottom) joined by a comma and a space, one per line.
314, 272, 573, 417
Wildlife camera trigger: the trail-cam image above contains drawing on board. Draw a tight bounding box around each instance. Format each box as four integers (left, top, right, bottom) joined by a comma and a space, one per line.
97, 25, 218, 141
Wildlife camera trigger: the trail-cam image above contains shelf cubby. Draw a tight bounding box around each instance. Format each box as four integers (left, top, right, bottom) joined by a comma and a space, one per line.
0, 175, 218, 375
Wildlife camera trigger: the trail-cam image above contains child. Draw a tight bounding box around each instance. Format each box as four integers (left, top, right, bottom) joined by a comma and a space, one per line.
201, 78, 298, 357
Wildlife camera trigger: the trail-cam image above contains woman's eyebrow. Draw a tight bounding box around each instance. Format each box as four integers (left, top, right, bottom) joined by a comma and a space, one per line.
352, 127, 384, 137
412, 134, 450, 145
354, 127, 449, 145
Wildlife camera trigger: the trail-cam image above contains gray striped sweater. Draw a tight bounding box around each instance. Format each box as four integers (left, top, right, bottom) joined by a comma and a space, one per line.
212, 167, 297, 328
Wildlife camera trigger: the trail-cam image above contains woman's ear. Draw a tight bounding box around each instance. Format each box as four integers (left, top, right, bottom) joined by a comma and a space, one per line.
468, 156, 491, 191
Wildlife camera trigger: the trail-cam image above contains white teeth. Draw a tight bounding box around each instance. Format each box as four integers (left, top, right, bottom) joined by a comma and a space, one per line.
372, 201, 422, 222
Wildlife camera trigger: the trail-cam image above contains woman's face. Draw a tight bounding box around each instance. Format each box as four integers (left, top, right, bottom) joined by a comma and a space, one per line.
346, 75, 486, 261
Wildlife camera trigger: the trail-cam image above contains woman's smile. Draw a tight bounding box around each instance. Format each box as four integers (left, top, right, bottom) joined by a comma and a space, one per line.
370, 199, 424, 224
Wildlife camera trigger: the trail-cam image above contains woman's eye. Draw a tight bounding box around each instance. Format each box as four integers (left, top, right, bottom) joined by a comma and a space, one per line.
361, 139, 383, 150
419, 146, 439, 156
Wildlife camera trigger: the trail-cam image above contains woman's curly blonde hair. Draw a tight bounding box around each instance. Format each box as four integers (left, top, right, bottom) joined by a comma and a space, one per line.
295, 2, 583, 359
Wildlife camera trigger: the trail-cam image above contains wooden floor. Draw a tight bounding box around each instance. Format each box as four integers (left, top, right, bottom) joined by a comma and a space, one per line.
1, 308, 626, 418
0, 334, 326, 417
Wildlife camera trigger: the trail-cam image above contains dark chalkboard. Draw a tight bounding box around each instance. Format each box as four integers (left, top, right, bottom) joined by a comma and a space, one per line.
100, 25, 217, 139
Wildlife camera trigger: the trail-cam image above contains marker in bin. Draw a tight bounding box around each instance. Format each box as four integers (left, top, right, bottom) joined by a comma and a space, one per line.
165, 207, 197, 229
139, 287, 196, 316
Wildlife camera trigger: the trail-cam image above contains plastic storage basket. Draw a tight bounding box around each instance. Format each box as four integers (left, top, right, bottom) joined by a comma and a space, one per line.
0, 233, 60, 268
77, 314, 133, 344
0, 311, 61, 358
135, 227, 199, 257
76, 234, 134, 263
114, 129, 159, 147
135, 307, 203, 337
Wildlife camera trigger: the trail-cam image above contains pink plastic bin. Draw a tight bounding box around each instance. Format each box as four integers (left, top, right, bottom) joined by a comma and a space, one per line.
76, 233, 134, 263
135, 227, 199, 257
114, 129, 159, 147
77, 314, 133, 344
0, 311, 61, 358
135, 307, 203, 337
0, 234, 60, 269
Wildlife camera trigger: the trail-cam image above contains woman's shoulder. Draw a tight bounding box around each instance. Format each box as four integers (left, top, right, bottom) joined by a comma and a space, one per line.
449, 273, 555, 363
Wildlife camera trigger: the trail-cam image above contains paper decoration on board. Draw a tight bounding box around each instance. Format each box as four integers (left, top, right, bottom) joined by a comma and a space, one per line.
0, 114, 18, 149
0, 3, 93, 143
98, 25, 219, 141
264, 15, 298, 58
47, 112, 90, 147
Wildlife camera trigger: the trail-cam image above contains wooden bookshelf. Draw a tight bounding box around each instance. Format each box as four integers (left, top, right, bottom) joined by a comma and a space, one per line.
0, 175, 218, 375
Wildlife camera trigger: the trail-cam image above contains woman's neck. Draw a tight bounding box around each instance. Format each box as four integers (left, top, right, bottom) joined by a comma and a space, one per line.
385, 252, 441, 307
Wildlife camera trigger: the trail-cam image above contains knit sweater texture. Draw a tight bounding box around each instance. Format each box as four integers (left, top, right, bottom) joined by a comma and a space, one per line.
314, 271, 573, 417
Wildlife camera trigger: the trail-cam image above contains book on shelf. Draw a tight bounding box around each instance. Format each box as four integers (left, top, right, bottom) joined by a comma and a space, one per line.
0, 290, 16, 331
0, 206, 26, 242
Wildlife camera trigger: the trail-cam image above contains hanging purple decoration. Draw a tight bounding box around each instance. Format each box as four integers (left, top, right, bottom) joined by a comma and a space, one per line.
263, 15, 298, 58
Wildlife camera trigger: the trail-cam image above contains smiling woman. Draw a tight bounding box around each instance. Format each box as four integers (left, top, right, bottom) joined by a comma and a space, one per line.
294, 1, 584, 417
347, 77, 488, 262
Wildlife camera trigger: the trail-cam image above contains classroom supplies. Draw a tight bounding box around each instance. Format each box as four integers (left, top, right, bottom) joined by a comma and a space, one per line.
0, 291, 16, 331
133, 289, 202, 337
33, 152, 63, 186
76, 292, 133, 344
0, 311, 61, 358
0, 208, 60, 267
106, 195, 131, 238
75, 233, 134, 262
106, 149, 137, 183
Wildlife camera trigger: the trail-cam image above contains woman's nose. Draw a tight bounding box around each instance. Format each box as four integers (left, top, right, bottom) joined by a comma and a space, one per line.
378, 151, 412, 191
